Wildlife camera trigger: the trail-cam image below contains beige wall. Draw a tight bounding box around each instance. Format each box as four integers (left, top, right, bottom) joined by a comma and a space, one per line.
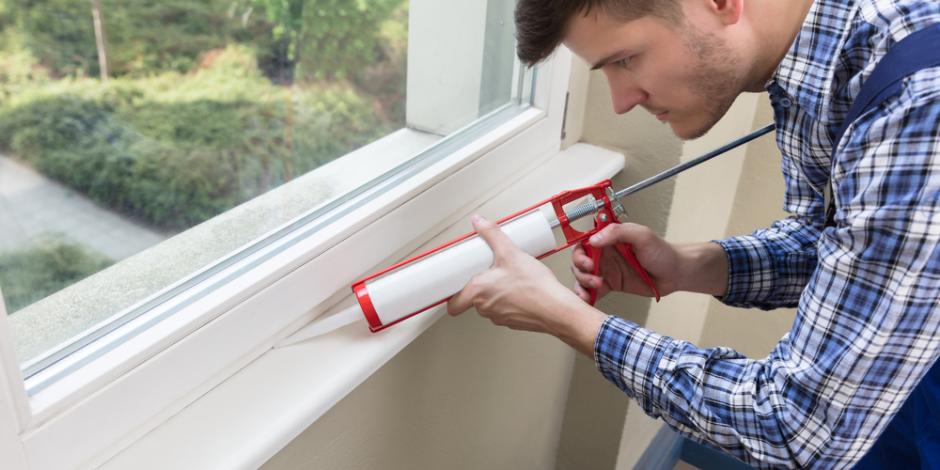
698, 102, 797, 358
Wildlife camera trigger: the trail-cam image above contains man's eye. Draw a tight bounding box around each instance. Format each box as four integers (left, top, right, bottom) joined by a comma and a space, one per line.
614, 57, 632, 68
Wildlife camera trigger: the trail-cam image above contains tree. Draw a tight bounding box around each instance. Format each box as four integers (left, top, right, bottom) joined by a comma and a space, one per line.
90, 0, 108, 81
248, 0, 304, 83
250, 0, 405, 83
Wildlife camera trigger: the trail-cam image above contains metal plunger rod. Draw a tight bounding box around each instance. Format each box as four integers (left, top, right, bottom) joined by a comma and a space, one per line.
552, 123, 775, 228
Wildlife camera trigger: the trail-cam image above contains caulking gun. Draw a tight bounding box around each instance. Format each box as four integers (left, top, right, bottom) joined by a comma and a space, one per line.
275, 123, 775, 347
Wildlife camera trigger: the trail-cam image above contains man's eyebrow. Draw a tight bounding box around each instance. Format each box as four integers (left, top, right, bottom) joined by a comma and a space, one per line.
590, 52, 624, 70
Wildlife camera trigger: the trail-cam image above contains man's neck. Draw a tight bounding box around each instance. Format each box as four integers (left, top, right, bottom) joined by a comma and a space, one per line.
743, 0, 816, 91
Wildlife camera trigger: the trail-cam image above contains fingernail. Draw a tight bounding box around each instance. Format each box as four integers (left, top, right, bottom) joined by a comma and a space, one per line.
471, 214, 483, 224
589, 234, 601, 244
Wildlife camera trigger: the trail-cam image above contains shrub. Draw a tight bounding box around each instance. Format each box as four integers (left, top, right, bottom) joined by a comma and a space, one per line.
8, 0, 98, 77
0, 50, 49, 91
0, 236, 112, 314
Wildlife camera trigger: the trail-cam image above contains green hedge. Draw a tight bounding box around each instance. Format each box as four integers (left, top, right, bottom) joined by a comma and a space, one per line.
0, 237, 112, 314
0, 46, 384, 229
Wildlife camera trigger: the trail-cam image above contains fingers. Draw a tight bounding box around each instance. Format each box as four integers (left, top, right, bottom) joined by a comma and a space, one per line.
471, 215, 516, 261
573, 280, 591, 303
571, 243, 593, 272
448, 270, 496, 316
447, 280, 476, 316
570, 244, 600, 299
449, 214, 527, 316
570, 264, 602, 290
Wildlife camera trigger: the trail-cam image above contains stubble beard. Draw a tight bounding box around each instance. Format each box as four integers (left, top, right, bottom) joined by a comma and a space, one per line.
675, 26, 743, 140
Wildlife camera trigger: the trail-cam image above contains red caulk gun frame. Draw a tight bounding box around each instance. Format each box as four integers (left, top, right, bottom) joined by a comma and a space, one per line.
352, 123, 776, 333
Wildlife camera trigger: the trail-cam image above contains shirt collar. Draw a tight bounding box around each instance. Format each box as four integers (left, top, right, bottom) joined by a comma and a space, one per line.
767, 0, 859, 119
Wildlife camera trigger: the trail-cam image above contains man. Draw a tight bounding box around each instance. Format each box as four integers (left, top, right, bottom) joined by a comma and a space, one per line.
446, 0, 940, 468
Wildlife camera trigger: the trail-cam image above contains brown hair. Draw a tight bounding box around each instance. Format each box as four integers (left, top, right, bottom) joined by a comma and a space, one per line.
514, 0, 681, 66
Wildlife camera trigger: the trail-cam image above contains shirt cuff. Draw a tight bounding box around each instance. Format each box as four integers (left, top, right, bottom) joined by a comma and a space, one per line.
713, 237, 766, 306
593, 315, 673, 415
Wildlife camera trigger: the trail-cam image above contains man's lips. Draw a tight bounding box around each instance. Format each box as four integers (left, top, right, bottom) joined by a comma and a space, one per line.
643, 105, 669, 121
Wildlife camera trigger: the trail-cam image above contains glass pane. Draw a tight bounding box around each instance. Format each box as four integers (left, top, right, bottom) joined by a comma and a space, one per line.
0, 0, 533, 374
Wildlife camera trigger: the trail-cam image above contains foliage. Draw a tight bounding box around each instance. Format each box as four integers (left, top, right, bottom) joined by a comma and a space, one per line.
297, 0, 403, 81
0, 45, 384, 229
0, 236, 112, 314
5, 0, 271, 77
7, 0, 97, 76
0, 49, 49, 103
0, 0, 14, 35
349, 2, 408, 123
250, 0, 405, 82
5, 0, 407, 84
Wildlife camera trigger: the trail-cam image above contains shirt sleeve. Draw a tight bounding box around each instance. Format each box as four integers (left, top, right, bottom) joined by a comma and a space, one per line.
594, 74, 940, 469
714, 216, 822, 310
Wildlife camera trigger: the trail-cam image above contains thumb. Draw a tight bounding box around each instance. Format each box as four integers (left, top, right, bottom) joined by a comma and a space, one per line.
472, 214, 516, 260
588, 222, 647, 248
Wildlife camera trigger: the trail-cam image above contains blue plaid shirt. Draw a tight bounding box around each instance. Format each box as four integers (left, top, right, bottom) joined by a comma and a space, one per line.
594, 0, 940, 468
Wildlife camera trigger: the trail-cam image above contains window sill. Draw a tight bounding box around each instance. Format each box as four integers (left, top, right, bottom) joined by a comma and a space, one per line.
98, 143, 625, 469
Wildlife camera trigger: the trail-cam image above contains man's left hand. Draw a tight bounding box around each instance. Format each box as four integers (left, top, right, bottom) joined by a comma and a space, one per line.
447, 215, 608, 356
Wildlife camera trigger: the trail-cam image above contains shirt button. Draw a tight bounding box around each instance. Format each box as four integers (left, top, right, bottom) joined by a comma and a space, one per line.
779, 97, 793, 108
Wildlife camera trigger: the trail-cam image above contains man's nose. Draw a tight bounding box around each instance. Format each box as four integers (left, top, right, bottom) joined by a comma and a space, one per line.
606, 75, 648, 115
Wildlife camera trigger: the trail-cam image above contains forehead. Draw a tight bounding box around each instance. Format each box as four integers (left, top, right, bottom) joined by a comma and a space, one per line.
562, 10, 680, 65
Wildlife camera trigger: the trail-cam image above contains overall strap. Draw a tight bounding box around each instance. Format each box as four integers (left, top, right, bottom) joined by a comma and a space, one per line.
844, 24, 940, 470
825, 24, 940, 227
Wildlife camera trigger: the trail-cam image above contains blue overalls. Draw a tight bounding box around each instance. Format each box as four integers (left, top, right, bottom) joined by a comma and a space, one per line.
838, 25, 940, 469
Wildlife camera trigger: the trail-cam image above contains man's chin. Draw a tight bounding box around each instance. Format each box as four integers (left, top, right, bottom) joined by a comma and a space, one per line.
669, 116, 719, 140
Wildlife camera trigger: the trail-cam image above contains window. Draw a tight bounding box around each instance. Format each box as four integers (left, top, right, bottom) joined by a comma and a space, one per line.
0, 0, 572, 468
1, 0, 530, 383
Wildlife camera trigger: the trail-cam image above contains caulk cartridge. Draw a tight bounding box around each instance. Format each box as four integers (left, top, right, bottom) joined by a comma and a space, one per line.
352, 209, 558, 333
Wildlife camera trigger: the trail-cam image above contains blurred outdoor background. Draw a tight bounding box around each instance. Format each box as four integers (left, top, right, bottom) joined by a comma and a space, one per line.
0, 0, 409, 315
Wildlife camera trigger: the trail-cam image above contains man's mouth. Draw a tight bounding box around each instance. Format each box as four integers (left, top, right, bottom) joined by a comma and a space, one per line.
654, 110, 669, 121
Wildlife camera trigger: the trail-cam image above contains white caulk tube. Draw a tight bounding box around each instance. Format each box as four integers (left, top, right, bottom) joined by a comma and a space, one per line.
356, 210, 557, 332
275, 210, 557, 347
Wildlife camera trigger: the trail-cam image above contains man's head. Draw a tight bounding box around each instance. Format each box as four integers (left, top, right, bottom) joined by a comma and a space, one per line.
515, 0, 756, 139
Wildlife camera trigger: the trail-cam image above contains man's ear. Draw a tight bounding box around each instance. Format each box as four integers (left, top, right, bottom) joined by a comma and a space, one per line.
708, 0, 745, 25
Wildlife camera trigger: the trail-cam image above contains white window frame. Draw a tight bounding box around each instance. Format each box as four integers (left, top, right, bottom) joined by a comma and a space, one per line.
0, 35, 575, 468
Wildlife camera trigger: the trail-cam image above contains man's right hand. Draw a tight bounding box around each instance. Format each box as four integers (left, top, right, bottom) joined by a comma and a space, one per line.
571, 222, 730, 302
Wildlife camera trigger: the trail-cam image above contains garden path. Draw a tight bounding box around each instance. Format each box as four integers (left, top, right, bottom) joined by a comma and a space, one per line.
0, 155, 169, 261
